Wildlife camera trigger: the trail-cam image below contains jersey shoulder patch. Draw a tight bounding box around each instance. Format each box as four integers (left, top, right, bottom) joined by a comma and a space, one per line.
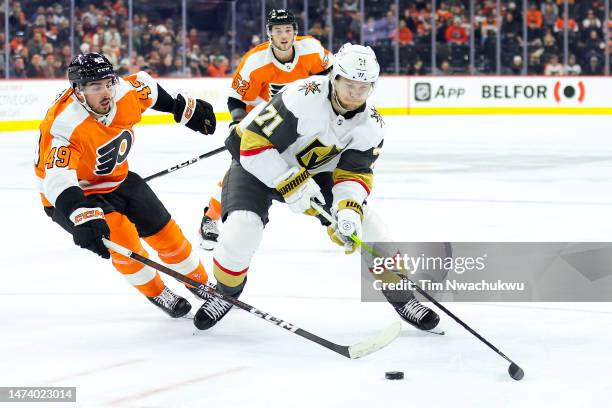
369, 107, 385, 128
281, 76, 329, 115
297, 80, 323, 96
344, 104, 385, 152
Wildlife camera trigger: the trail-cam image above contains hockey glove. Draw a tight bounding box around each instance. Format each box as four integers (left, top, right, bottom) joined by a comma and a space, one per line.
327, 200, 363, 254
275, 167, 325, 214
229, 107, 247, 128
173, 94, 216, 135
70, 207, 111, 259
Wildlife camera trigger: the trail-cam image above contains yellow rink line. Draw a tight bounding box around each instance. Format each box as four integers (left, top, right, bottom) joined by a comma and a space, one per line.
0, 113, 229, 132
2, 107, 612, 132
380, 107, 612, 115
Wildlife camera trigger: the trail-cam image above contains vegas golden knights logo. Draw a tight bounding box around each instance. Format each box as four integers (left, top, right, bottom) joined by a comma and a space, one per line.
296, 138, 341, 170
297, 81, 322, 96
370, 107, 384, 127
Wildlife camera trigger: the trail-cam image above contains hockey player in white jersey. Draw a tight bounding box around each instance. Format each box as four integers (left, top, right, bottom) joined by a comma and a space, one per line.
193, 43, 440, 332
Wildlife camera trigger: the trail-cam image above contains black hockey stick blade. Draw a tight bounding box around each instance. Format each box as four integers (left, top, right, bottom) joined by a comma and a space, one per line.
508, 362, 525, 381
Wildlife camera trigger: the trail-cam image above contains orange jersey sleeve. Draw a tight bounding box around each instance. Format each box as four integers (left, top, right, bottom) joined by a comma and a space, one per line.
122, 71, 159, 113
35, 71, 159, 207
299, 35, 333, 74
35, 89, 86, 207
229, 36, 333, 110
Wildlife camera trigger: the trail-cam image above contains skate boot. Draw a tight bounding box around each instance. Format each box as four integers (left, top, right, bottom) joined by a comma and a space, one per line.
147, 286, 192, 318
391, 297, 440, 331
382, 283, 440, 331
198, 208, 219, 251
193, 282, 244, 330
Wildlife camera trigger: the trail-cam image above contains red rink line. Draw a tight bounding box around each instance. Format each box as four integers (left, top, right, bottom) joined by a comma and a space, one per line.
34, 359, 145, 385
106, 366, 249, 406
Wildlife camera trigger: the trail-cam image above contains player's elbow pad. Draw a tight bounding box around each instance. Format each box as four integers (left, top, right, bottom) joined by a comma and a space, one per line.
173, 94, 216, 135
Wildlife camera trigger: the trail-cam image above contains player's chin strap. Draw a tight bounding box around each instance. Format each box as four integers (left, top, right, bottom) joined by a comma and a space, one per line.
73, 86, 116, 126
332, 89, 351, 113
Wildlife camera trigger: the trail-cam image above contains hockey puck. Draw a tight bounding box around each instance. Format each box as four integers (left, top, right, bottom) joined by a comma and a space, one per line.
385, 371, 404, 380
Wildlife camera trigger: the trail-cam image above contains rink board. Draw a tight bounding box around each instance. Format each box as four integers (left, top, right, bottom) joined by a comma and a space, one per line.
2, 76, 612, 132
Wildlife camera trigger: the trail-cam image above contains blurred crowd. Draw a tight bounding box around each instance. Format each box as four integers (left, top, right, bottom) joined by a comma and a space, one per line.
3, 0, 234, 79
332, 0, 610, 74
1, 0, 610, 79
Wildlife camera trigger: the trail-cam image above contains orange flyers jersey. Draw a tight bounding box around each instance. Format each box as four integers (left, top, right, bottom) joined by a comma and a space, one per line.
229, 36, 333, 110
35, 71, 159, 208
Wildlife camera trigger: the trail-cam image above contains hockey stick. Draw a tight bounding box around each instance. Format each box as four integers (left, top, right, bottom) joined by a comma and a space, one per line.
143, 145, 227, 182
310, 201, 525, 380
102, 238, 400, 359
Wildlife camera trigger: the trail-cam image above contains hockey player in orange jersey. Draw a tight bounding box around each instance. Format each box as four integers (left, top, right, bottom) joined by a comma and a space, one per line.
198, 9, 333, 250
35, 53, 217, 318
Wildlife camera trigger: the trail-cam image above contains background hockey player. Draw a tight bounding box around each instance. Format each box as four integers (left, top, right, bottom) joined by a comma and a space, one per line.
192, 43, 440, 332
198, 9, 333, 250
35, 53, 216, 318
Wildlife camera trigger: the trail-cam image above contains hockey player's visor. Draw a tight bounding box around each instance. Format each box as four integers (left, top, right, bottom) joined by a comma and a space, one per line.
79, 76, 118, 97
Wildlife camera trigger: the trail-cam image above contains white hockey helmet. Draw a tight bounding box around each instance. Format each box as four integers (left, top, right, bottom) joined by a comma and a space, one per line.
332, 43, 380, 84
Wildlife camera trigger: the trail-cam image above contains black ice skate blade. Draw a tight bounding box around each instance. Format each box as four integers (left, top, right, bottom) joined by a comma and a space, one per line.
420, 328, 445, 335
402, 322, 445, 335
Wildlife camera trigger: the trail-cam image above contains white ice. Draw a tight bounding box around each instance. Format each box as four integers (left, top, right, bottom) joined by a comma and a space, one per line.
1, 115, 612, 407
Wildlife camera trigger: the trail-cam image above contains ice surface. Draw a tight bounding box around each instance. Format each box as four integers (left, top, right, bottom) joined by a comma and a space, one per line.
1, 115, 611, 407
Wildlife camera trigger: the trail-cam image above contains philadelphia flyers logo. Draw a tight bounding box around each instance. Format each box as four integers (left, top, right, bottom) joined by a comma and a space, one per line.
94, 129, 133, 175
269, 83, 286, 99
554, 81, 585, 103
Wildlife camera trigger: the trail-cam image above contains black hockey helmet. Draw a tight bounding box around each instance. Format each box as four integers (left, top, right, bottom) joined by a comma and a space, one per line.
68, 53, 116, 87
266, 9, 298, 32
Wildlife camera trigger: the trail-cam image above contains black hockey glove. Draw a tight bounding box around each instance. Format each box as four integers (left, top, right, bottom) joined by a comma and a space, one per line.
173, 94, 216, 135
228, 106, 247, 128
70, 207, 111, 259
